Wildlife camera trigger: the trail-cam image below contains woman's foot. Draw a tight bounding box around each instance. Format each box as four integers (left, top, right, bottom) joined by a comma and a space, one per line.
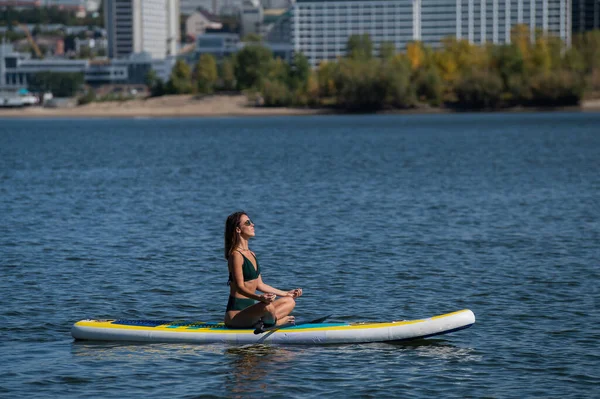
276, 315, 295, 326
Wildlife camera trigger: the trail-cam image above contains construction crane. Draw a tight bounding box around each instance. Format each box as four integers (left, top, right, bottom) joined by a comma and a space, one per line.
14, 22, 44, 59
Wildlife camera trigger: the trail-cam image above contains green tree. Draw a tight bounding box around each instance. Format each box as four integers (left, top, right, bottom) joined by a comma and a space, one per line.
267, 58, 290, 83
529, 70, 584, 106
378, 41, 396, 60
234, 44, 273, 90
413, 66, 443, 106
453, 70, 504, 109
490, 44, 525, 87
316, 61, 337, 99
573, 30, 600, 73
380, 56, 414, 108
219, 57, 237, 91
166, 59, 193, 94
242, 33, 262, 43
289, 52, 311, 91
346, 34, 373, 60
145, 69, 166, 97
28, 72, 84, 97
333, 58, 393, 111
262, 80, 291, 106
195, 54, 218, 94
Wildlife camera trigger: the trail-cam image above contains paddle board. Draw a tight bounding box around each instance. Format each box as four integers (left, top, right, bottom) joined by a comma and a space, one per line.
71, 309, 475, 345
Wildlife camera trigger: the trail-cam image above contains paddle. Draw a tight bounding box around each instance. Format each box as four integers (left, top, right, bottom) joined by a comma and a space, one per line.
253, 314, 332, 335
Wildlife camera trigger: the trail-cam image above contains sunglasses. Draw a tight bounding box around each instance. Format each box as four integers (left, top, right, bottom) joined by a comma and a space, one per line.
241, 219, 253, 226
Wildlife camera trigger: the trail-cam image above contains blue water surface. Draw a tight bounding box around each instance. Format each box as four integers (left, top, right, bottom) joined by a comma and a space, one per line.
1, 112, 599, 398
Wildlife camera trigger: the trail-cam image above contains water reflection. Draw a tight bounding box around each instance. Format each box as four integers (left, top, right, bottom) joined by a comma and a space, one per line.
71, 341, 223, 359
386, 339, 482, 362
224, 345, 297, 397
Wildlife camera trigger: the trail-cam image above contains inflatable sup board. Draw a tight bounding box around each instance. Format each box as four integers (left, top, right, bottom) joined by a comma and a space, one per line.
71, 309, 475, 345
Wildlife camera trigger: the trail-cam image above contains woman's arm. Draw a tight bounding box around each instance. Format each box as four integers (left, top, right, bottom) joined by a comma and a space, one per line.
257, 276, 302, 298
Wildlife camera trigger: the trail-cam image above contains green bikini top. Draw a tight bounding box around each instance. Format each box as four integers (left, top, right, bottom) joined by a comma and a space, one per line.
228, 251, 261, 284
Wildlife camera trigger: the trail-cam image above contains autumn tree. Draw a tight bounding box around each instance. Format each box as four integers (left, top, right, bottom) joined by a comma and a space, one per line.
195, 54, 218, 94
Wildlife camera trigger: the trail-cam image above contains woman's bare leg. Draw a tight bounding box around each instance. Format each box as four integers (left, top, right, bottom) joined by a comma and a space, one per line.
272, 297, 296, 326
225, 297, 296, 328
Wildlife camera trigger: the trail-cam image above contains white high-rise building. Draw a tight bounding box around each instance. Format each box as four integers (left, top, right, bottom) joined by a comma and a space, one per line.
292, 0, 571, 67
105, 0, 180, 59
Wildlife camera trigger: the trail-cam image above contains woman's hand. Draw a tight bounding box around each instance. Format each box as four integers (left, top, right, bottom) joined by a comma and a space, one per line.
259, 293, 276, 303
288, 288, 302, 298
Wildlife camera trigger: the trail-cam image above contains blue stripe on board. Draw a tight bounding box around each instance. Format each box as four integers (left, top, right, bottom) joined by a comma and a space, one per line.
110, 320, 351, 330
112, 320, 172, 327
282, 323, 349, 330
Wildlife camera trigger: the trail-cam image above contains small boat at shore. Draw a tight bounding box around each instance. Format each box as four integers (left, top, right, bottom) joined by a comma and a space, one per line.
71, 309, 475, 345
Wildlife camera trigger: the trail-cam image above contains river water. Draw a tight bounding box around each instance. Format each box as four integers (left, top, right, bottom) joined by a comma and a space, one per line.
1, 112, 598, 398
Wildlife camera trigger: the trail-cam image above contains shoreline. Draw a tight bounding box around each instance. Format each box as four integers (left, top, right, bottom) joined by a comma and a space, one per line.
1, 94, 600, 118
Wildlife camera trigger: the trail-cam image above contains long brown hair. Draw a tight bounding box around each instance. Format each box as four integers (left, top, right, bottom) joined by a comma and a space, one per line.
224, 211, 247, 260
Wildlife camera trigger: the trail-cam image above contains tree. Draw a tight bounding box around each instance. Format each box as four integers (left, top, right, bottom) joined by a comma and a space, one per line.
219, 57, 236, 91
289, 52, 311, 91
234, 44, 273, 90
573, 30, 600, 73
413, 66, 443, 106
490, 44, 525, 91
316, 61, 337, 99
453, 70, 504, 109
380, 56, 414, 108
28, 72, 84, 97
378, 41, 396, 60
145, 69, 166, 97
406, 41, 425, 69
195, 54, 218, 94
346, 34, 373, 60
166, 59, 193, 94
333, 58, 410, 111
242, 33, 262, 43
262, 80, 291, 106
529, 70, 584, 106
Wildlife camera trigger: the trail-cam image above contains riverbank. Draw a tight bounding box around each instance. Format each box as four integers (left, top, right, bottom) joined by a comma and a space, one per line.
1, 94, 600, 118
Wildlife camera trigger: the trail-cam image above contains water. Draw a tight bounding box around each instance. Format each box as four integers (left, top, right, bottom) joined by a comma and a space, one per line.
1, 112, 598, 398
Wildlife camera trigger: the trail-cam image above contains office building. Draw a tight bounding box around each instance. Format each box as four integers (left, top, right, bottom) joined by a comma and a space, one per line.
0, 42, 175, 90
180, 0, 218, 14
104, 0, 180, 59
185, 9, 223, 38
573, 0, 600, 32
292, 0, 572, 67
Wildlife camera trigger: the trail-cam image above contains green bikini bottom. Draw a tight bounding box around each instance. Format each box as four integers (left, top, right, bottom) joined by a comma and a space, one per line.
226, 296, 256, 312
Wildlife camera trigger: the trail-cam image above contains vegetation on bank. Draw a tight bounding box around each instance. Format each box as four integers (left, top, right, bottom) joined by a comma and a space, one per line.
148, 26, 600, 111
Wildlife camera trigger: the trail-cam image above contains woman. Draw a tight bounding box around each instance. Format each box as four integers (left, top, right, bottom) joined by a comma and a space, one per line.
224, 211, 302, 329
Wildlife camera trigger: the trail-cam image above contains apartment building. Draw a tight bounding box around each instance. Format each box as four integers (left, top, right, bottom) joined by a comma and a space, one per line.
292, 0, 571, 67
573, 0, 600, 32
104, 0, 180, 59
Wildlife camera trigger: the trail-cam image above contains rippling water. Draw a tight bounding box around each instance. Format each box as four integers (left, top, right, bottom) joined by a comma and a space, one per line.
1, 113, 599, 398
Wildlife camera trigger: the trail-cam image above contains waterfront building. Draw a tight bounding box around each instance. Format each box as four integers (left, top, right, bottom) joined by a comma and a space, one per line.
187, 32, 291, 63
264, 8, 291, 43
85, 53, 176, 85
241, 0, 264, 35
194, 32, 241, 61
0, 42, 175, 90
180, 0, 219, 14
573, 0, 600, 32
185, 9, 223, 38
291, 0, 572, 67
104, 0, 180, 59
